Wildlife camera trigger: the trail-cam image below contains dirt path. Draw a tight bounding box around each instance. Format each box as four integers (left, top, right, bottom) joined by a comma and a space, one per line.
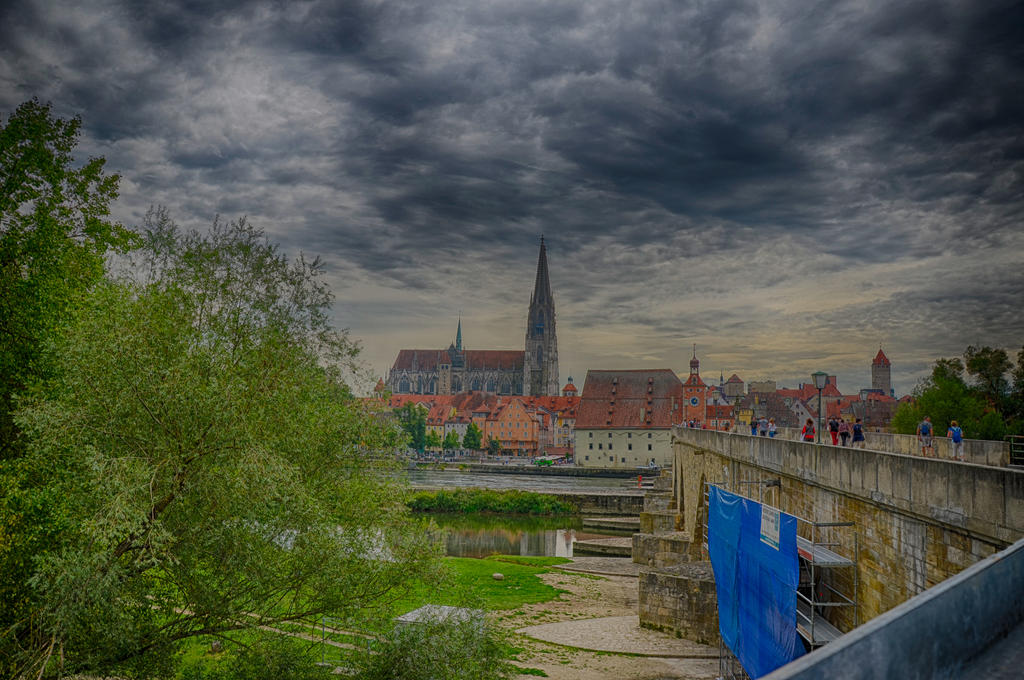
497, 559, 720, 680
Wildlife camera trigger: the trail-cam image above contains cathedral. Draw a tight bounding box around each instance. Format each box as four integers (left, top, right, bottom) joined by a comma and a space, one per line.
386, 238, 560, 397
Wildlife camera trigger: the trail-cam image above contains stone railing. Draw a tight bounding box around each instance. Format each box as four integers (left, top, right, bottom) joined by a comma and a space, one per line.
746, 425, 1012, 467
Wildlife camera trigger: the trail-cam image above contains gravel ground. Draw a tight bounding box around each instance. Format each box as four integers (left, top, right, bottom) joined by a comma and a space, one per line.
498, 558, 721, 680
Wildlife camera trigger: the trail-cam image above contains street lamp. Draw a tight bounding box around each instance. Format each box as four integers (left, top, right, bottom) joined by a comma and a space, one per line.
811, 371, 828, 444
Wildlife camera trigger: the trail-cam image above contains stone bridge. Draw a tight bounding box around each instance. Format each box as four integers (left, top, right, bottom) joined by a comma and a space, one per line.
636, 427, 1024, 640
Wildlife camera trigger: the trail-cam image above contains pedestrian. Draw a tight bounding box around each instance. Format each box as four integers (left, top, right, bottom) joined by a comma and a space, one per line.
947, 420, 965, 461
838, 418, 850, 446
828, 416, 839, 445
916, 416, 934, 457
852, 418, 865, 448
758, 416, 768, 436
750, 419, 758, 436
801, 418, 816, 442
768, 418, 777, 438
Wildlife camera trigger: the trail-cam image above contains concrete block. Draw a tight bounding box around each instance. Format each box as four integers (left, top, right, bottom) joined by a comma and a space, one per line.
1005, 472, 1024, 534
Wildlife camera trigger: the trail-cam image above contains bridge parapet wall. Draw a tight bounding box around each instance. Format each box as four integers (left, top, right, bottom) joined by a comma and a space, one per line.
672, 426, 1024, 626
763, 426, 1010, 466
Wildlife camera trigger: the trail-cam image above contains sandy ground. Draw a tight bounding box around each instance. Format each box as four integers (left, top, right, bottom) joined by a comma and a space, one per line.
497, 568, 721, 680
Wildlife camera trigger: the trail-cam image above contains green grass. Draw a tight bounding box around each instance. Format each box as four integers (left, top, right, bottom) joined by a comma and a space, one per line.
407, 488, 577, 515
388, 555, 569, 616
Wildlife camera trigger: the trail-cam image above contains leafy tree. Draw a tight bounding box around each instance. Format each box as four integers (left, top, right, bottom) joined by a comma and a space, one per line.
442, 430, 460, 451
425, 429, 443, 450
2, 211, 441, 678
396, 402, 427, 452
487, 437, 502, 456
0, 98, 134, 455
462, 422, 483, 450
964, 345, 1012, 408
891, 350, 1014, 440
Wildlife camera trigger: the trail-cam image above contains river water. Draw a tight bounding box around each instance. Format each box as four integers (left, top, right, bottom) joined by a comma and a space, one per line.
402, 469, 636, 557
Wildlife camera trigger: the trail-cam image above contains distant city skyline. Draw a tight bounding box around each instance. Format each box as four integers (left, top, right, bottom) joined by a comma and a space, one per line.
2, 0, 1022, 396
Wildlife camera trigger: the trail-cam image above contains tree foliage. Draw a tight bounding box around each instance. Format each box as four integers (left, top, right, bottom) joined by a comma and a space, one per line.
462, 422, 483, 450
0, 98, 135, 666
2, 210, 441, 678
425, 430, 443, 450
442, 430, 460, 451
395, 403, 427, 452
892, 346, 1024, 439
487, 437, 502, 456
0, 98, 134, 454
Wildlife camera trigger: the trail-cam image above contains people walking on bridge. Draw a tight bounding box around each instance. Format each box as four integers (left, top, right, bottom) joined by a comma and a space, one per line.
758, 416, 768, 436
852, 418, 865, 448
801, 418, 816, 442
838, 417, 850, 446
768, 418, 777, 438
947, 420, 965, 461
828, 416, 840, 445
917, 416, 935, 457
750, 420, 758, 436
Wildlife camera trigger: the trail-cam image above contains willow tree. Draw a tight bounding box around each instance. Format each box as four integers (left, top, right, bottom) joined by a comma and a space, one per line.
6, 209, 440, 678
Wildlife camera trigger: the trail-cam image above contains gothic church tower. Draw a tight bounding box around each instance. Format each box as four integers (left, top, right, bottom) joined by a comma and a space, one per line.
523, 237, 559, 396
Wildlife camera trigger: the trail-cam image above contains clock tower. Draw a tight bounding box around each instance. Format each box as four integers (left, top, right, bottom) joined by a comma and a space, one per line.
682, 345, 707, 422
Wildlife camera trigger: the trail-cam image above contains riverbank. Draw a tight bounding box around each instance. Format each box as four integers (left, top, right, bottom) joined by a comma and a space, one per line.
504, 557, 719, 680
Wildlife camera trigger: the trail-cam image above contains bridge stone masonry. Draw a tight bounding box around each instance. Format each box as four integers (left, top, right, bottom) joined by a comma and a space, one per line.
635, 426, 1024, 641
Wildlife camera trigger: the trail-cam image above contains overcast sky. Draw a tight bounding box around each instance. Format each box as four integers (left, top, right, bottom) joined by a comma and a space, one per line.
3, 0, 1022, 396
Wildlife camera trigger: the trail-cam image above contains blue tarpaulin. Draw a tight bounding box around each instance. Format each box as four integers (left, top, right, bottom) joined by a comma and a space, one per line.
708, 485, 804, 678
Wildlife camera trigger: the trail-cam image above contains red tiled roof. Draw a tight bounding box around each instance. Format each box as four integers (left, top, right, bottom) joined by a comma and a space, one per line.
576, 369, 684, 429
727, 374, 743, 383
390, 349, 524, 371
873, 348, 891, 366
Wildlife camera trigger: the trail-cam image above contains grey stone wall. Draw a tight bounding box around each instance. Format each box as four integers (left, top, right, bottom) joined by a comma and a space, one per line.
638, 562, 719, 645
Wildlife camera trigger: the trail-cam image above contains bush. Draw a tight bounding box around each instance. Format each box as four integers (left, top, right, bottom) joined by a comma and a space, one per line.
406, 489, 576, 515
357, 617, 514, 680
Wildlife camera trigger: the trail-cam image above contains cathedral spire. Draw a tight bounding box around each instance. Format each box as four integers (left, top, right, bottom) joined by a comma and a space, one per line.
531, 235, 552, 305
524, 236, 559, 396
455, 316, 463, 352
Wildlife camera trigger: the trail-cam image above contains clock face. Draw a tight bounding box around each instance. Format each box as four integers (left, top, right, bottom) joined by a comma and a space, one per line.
689, 397, 700, 406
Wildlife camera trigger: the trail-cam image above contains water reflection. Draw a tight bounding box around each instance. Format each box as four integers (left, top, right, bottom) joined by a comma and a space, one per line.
429, 514, 624, 559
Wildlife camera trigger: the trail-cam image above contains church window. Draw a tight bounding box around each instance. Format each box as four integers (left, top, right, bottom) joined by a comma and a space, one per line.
471, 378, 481, 391
487, 378, 496, 392
500, 380, 511, 395
536, 347, 542, 362
429, 379, 436, 394
452, 377, 462, 392
399, 378, 410, 393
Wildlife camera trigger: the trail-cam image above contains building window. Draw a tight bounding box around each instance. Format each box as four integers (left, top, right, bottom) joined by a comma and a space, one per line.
609, 444, 613, 450
648, 433, 652, 438
621, 457, 626, 463
628, 444, 632, 451
627, 432, 632, 438
585, 455, 589, 461
598, 443, 603, 450
608, 433, 612, 438
589, 443, 593, 450
648, 444, 652, 451
589, 432, 593, 438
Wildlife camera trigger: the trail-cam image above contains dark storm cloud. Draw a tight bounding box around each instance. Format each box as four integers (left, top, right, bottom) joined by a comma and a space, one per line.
2, 0, 1023, 389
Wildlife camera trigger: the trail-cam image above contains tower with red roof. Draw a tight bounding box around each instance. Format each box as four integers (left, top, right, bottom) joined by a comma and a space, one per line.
872, 347, 892, 397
